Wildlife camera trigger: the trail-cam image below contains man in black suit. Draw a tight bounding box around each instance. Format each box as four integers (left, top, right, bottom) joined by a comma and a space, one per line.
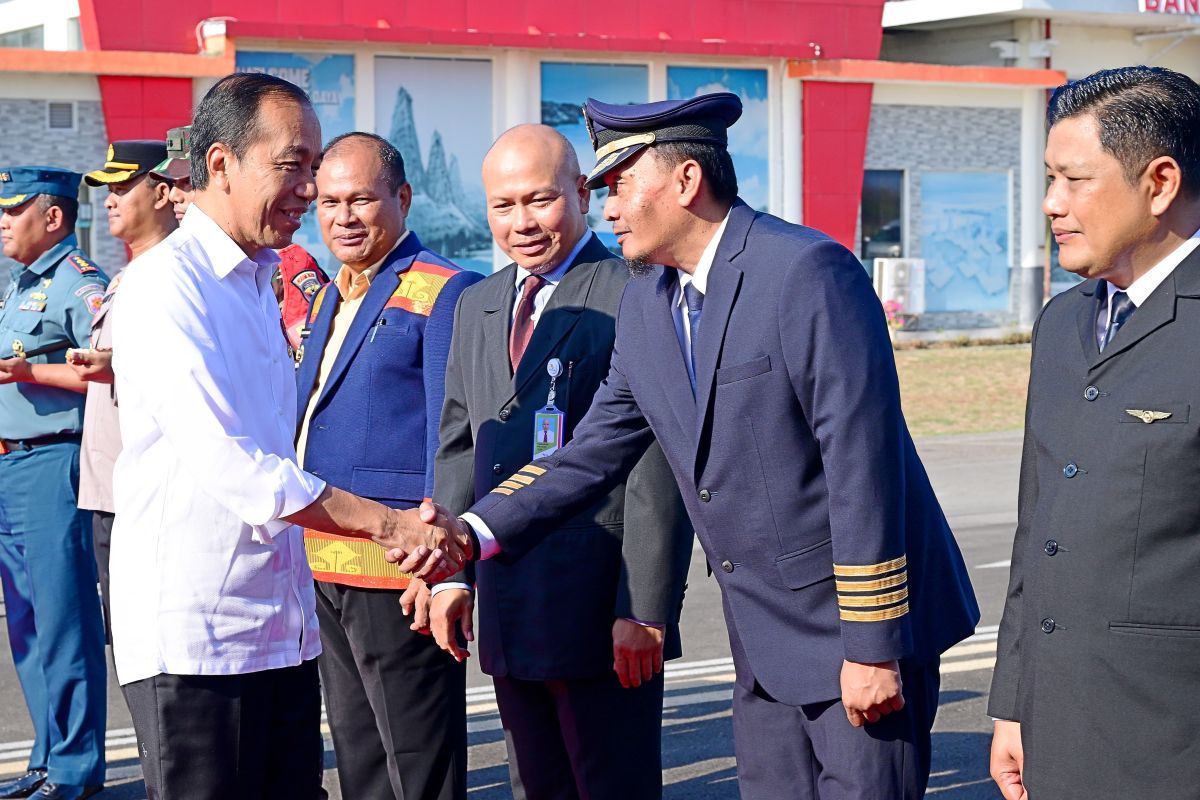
429, 124, 692, 799
990, 66, 1200, 799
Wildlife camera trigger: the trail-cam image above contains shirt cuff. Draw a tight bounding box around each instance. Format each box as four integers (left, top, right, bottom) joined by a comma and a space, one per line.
431, 582, 472, 596
460, 512, 500, 559
254, 471, 326, 545
624, 617, 664, 629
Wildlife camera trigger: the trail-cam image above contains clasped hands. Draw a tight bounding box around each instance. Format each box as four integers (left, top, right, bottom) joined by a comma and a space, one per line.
377, 500, 473, 584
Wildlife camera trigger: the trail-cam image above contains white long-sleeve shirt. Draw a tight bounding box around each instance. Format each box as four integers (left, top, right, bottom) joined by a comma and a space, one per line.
109, 204, 325, 685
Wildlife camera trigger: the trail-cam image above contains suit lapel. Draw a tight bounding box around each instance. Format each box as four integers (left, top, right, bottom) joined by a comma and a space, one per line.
646, 268, 698, 438
481, 263, 518, 402
295, 282, 340, 424
693, 204, 752, 467
315, 236, 421, 408
1074, 280, 1103, 364
508, 237, 611, 401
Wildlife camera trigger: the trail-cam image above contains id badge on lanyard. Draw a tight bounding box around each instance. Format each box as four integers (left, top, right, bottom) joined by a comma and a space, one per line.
533, 357, 565, 460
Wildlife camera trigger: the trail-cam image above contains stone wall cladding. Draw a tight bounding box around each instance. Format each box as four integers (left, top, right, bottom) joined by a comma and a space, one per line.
0, 99, 128, 288
863, 103, 1023, 326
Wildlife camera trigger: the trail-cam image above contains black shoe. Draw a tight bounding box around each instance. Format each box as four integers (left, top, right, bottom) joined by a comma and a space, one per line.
0, 771, 47, 798
33, 785, 101, 800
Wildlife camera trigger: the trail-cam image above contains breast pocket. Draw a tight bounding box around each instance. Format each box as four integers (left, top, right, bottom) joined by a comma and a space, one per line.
6, 310, 44, 335
716, 354, 772, 386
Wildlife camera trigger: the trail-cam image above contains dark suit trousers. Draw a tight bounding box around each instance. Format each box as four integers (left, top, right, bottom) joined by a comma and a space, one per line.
732, 658, 939, 800
494, 671, 665, 800
316, 581, 467, 800
123, 659, 325, 800
91, 511, 113, 645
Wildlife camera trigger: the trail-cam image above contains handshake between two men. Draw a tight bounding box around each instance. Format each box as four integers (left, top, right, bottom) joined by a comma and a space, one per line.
285, 488, 474, 584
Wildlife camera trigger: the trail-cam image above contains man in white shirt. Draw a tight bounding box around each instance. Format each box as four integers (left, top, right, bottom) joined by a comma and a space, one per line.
109, 72, 467, 800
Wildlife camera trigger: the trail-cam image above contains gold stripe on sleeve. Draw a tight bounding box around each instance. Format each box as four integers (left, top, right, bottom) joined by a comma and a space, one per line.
839, 602, 910, 623
832, 554, 907, 578
834, 572, 908, 594
837, 588, 909, 608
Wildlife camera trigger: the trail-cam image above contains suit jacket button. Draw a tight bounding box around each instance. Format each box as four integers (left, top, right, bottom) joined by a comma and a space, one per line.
499, 409, 511, 421
1041, 618, 1056, 634
1084, 386, 1099, 401
493, 464, 503, 475
1044, 539, 1059, 556
699, 489, 712, 502
721, 560, 734, 573
1063, 462, 1078, 478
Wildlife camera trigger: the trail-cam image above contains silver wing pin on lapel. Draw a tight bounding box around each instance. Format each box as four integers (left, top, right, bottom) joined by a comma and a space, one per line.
1126, 409, 1173, 424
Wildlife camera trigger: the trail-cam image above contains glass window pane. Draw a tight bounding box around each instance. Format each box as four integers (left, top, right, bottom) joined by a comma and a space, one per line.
236, 51, 356, 274
861, 170, 903, 260
667, 66, 769, 212
541, 62, 648, 254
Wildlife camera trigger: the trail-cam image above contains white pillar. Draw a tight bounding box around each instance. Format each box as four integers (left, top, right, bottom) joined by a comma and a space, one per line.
781, 75, 802, 225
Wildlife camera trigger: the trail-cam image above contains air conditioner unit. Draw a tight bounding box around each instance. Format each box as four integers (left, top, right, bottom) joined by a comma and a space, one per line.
873, 258, 926, 315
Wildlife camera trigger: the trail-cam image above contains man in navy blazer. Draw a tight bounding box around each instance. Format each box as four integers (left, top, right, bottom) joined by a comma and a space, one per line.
296, 132, 482, 800
412, 94, 979, 799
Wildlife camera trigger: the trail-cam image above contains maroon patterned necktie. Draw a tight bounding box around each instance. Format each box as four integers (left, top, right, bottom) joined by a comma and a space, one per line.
509, 273, 547, 371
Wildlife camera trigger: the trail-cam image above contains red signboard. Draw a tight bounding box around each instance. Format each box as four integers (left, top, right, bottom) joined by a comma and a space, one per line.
1140, 0, 1200, 13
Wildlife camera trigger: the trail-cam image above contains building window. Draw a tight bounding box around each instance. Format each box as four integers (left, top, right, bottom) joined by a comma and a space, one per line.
668, 66, 769, 212
541, 62, 649, 255
0, 25, 44, 49
47, 101, 75, 131
861, 169, 904, 261
236, 50, 356, 275
375, 56, 494, 274
67, 17, 83, 51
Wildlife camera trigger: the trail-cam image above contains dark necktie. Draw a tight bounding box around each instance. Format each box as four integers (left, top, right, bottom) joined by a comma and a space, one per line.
1101, 290, 1136, 353
510, 273, 547, 371
683, 282, 705, 392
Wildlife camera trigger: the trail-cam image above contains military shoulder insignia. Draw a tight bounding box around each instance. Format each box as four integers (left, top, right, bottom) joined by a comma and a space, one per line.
1126, 409, 1172, 424
83, 291, 105, 315
291, 269, 324, 301
67, 254, 99, 275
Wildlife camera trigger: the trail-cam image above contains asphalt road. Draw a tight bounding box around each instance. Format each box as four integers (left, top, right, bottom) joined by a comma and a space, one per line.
0, 430, 1022, 799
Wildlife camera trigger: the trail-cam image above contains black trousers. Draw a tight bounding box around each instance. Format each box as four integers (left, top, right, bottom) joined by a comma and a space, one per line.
493, 671, 665, 800
316, 581, 467, 800
731, 658, 940, 800
90, 511, 113, 645
123, 659, 325, 800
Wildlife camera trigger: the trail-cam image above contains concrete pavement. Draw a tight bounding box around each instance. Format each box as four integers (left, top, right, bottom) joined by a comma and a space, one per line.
0, 429, 1023, 798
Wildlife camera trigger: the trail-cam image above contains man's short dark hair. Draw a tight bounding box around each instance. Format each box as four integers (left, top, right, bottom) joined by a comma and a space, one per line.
1047, 66, 1200, 197
651, 141, 739, 204
322, 132, 407, 193
190, 72, 312, 191
36, 193, 78, 229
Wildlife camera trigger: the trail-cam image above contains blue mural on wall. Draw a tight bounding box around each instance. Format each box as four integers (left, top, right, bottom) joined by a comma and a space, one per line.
236, 51, 356, 275
375, 57, 493, 274
541, 62, 648, 254
919, 171, 1011, 312
668, 66, 770, 213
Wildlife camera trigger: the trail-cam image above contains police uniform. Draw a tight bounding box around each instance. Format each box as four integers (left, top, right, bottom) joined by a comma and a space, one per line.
460, 95, 979, 800
78, 139, 170, 645
0, 167, 109, 799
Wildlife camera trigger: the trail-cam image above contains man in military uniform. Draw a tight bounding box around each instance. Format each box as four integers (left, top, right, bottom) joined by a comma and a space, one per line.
0, 167, 109, 799
149, 125, 193, 222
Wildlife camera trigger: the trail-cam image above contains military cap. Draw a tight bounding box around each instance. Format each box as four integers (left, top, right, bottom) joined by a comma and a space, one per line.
0, 166, 82, 210
150, 126, 192, 182
582, 92, 743, 189
84, 140, 168, 186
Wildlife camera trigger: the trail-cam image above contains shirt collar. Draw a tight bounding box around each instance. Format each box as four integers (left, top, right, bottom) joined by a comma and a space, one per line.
182, 204, 280, 280
514, 230, 595, 290
677, 209, 732, 299
26, 233, 79, 276
1107, 226, 1200, 307
334, 232, 409, 301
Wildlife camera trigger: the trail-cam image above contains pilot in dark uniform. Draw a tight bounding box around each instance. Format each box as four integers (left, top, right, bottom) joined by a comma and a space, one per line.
436, 94, 979, 800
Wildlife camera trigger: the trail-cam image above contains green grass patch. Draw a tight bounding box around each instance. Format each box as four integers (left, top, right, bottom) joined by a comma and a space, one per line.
895, 344, 1031, 438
